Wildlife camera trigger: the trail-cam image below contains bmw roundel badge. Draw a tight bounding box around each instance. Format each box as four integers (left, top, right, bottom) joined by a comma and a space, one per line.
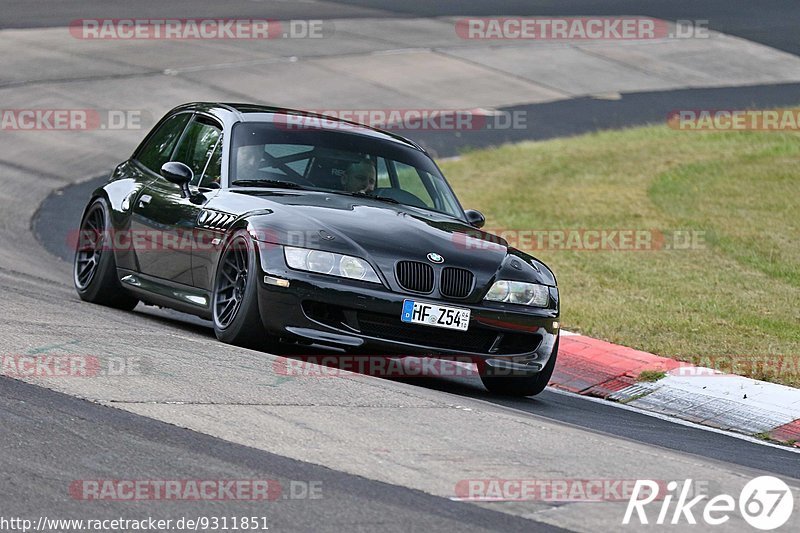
427, 252, 444, 264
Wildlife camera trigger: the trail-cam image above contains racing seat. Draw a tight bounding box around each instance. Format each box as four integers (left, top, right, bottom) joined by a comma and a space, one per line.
307, 157, 353, 190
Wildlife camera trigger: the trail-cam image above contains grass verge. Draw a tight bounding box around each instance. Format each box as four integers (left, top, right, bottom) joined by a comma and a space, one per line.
439, 123, 800, 386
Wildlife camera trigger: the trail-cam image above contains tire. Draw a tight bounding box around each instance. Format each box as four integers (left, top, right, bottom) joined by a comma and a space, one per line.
480, 337, 559, 397
211, 230, 270, 348
73, 198, 139, 310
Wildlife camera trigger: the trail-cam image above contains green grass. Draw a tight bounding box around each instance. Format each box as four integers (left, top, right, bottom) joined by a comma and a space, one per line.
439, 123, 800, 386
637, 370, 667, 383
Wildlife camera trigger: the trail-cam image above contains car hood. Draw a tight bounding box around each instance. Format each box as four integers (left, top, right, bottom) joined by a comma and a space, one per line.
233, 190, 556, 290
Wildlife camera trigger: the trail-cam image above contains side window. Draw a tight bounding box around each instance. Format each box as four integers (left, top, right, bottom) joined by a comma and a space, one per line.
198, 140, 222, 188
395, 161, 435, 208
376, 158, 390, 188
136, 113, 192, 173
173, 117, 222, 182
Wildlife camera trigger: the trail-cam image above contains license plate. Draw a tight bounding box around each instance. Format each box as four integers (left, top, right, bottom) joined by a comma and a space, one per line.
400, 299, 470, 331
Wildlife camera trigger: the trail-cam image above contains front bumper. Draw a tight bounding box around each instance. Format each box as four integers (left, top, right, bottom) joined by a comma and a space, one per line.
255, 243, 559, 376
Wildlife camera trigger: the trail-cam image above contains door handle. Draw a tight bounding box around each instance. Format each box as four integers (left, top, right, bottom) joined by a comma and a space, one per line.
138, 195, 152, 208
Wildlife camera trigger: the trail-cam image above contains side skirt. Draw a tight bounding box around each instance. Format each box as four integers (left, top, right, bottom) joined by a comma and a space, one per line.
118, 268, 212, 320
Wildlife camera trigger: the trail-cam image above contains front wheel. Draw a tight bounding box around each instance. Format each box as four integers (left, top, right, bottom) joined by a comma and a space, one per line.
480, 338, 559, 397
73, 198, 138, 310
212, 230, 272, 348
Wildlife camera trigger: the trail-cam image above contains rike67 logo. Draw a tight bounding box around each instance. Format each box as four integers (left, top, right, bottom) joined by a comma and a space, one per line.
624, 477, 794, 530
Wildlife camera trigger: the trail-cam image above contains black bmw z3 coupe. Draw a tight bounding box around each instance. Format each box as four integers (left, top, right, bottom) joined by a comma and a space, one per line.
74, 103, 560, 396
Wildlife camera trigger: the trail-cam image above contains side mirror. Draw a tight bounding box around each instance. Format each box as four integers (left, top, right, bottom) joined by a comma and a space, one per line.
464, 209, 485, 229
161, 161, 193, 198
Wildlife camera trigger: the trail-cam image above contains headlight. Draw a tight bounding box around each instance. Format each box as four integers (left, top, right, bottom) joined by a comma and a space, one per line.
307, 250, 335, 274
484, 280, 550, 307
283, 246, 381, 283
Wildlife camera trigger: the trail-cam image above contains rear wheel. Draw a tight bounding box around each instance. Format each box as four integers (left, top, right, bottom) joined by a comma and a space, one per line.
212, 230, 271, 348
73, 198, 138, 310
480, 338, 559, 397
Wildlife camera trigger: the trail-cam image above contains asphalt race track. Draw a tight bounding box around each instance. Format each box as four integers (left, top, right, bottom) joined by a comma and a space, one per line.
3, 1, 800, 531
1, 376, 563, 533
3, 0, 799, 56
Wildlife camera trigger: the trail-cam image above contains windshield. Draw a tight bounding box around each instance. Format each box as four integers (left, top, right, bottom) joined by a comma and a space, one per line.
230, 121, 464, 218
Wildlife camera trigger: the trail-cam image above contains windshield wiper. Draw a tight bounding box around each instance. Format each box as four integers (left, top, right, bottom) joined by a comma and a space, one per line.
347, 191, 400, 204
232, 179, 306, 190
